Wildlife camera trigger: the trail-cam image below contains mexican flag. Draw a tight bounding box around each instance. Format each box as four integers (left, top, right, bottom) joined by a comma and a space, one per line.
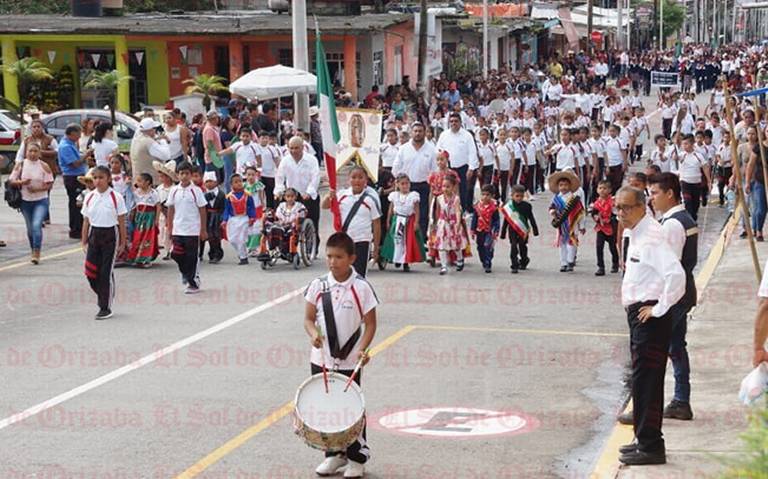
315, 31, 342, 231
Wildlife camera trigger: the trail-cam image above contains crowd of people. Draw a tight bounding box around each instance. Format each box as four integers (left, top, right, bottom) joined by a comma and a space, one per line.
4, 38, 768, 474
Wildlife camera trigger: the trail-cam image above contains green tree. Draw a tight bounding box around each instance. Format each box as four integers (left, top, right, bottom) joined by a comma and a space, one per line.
1, 57, 52, 135
83, 69, 133, 124
183, 74, 228, 112
660, 0, 685, 40
719, 403, 768, 478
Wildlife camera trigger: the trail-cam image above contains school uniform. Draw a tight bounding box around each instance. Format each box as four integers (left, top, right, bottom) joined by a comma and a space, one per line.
494, 141, 512, 202
305, 270, 379, 465
167, 183, 207, 290
476, 140, 495, 188
604, 136, 626, 194
522, 139, 538, 195
260, 143, 281, 209
337, 187, 382, 277
231, 141, 261, 175
678, 151, 707, 221
81, 187, 127, 313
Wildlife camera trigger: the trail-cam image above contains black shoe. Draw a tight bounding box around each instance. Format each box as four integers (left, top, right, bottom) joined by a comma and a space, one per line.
619, 441, 638, 454
520, 257, 530, 270
403, 263, 410, 272
568, 262, 575, 268
394, 262, 402, 269
610, 265, 619, 273
95, 309, 112, 320
617, 411, 633, 425
209, 257, 222, 264
757, 235, 765, 242
595, 268, 605, 276
740, 231, 748, 239
484, 267, 492, 273
618, 448, 666, 465
663, 400, 693, 420
456, 260, 465, 272
560, 266, 568, 272
68, 232, 81, 240
238, 258, 249, 265
511, 268, 519, 274
566, 264, 574, 272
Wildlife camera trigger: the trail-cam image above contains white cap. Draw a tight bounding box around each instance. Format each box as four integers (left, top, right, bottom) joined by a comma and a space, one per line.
139, 117, 161, 131
203, 171, 218, 183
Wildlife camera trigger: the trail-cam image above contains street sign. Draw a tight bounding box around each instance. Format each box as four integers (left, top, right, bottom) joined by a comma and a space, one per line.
373, 407, 538, 438
591, 31, 603, 42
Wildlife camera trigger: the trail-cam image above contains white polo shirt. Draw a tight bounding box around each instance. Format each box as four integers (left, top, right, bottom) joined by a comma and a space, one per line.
81, 187, 128, 228
337, 188, 381, 243
678, 151, 706, 184
522, 139, 537, 166
230, 141, 261, 174
305, 270, 380, 370
259, 144, 281, 178
392, 140, 438, 183
436, 128, 479, 169
380, 143, 399, 168
495, 141, 512, 171
553, 143, 577, 170
604, 137, 625, 167
274, 152, 321, 199
166, 183, 207, 236
758, 259, 768, 298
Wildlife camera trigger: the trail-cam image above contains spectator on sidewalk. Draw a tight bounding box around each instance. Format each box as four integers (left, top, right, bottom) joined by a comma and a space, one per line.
58, 124, 88, 239
753, 261, 768, 367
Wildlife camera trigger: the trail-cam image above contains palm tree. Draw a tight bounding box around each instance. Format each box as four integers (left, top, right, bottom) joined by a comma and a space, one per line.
83, 69, 133, 125
183, 74, 229, 112
1, 57, 53, 134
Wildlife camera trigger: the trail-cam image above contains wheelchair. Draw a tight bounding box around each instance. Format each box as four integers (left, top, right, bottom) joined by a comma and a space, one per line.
256, 208, 316, 270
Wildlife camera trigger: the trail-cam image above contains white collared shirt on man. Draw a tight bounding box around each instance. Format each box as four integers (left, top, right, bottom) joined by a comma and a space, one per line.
392, 139, 438, 183
275, 152, 320, 199
436, 128, 479, 170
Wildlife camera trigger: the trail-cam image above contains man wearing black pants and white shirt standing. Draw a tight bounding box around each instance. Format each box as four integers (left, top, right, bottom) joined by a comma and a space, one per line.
437, 113, 479, 212
393, 122, 437, 239
616, 185, 685, 465
275, 136, 321, 255
648, 172, 699, 421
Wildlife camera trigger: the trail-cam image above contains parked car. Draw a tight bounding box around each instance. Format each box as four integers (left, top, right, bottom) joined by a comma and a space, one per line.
41, 109, 139, 148
0, 109, 21, 146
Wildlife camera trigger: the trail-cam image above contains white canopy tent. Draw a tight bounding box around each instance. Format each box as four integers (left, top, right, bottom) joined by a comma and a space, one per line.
228, 64, 317, 100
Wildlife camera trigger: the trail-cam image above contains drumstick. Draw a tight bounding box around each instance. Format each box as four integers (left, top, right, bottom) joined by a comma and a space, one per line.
343, 350, 368, 392
315, 325, 329, 394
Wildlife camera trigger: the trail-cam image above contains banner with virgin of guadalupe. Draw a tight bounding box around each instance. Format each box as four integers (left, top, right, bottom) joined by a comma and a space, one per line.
335, 108, 383, 182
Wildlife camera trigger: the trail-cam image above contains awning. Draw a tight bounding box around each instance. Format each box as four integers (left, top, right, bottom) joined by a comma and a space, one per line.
557, 7, 580, 50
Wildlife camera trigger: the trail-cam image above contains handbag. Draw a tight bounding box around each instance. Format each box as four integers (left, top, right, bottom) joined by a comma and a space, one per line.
4, 161, 24, 211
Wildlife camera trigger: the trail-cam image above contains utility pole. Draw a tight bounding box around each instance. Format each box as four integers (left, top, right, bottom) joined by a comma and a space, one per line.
587, 0, 594, 56
482, 0, 488, 79
617, 0, 624, 50
417, 0, 428, 104
660, 0, 664, 49
292, 0, 309, 131
626, 0, 631, 50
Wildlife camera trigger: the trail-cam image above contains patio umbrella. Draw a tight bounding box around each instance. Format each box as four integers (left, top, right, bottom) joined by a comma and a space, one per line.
229, 64, 317, 100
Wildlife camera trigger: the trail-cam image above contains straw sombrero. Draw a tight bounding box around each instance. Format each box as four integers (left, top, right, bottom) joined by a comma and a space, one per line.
77, 167, 96, 186
547, 169, 581, 194
153, 160, 178, 182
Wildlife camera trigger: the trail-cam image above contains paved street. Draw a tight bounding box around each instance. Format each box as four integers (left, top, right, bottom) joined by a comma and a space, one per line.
0, 93, 734, 478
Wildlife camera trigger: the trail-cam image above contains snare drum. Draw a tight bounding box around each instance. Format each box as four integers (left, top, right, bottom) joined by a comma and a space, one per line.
293, 372, 366, 452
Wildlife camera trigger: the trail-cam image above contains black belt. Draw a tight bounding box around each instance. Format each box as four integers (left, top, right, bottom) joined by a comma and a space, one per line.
625, 300, 658, 313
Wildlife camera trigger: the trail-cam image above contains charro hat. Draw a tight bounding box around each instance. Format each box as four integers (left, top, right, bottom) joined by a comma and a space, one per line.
547, 169, 581, 194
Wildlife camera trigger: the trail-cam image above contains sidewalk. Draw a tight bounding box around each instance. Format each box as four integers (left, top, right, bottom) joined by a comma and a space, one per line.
613, 218, 764, 478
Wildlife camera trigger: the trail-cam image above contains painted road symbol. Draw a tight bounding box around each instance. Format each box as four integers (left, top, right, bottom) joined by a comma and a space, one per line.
373, 407, 538, 438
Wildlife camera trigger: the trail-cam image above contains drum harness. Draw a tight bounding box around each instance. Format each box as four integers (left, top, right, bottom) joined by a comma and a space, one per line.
320, 278, 364, 371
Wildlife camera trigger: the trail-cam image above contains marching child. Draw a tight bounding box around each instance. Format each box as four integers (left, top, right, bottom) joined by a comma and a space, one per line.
432, 174, 467, 275
494, 128, 512, 202
548, 170, 586, 272
381, 173, 425, 272
304, 231, 378, 479
200, 171, 226, 263
500, 184, 539, 273
80, 165, 127, 320
243, 166, 265, 256
76, 168, 96, 208
126, 173, 160, 267
590, 179, 619, 276
471, 184, 500, 273
427, 152, 461, 264
167, 162, 207, 294
222, 173, 257, 265
153, 160, 177, 260
110, 154, 134, 266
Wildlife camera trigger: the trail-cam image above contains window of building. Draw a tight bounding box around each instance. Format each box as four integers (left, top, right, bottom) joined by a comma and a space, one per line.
373, 51, 383, 87
279, 49, 293, 67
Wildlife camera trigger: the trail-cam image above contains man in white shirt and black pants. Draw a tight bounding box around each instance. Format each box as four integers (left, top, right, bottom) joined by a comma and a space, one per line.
616, 186, 685, 465
437, 113, 479, 212
275, 136, 321, 253
393, 122, 438, 238
649, 173, 698, 421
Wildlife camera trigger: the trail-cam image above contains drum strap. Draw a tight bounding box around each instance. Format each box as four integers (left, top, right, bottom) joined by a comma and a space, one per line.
341, 192, 372, 233
320, 279, 361, 361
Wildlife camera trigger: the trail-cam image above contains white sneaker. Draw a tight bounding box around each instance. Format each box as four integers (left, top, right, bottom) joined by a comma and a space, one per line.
343, 460, 365, 478
184, 286, 200, 295
315, 455, 347, 476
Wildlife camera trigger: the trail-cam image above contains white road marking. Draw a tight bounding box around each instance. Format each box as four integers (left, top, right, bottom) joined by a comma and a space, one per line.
0, 288, 303, 431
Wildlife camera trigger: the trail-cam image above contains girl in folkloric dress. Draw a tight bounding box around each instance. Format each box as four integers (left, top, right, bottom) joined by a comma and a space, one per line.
126, 173, 160, 267
381, 174, 425, 272
426, 153, 460, 265
432, 174, 468, 275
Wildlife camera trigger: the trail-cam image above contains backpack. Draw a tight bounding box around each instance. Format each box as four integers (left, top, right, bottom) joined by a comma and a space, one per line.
4, 161, 24, 211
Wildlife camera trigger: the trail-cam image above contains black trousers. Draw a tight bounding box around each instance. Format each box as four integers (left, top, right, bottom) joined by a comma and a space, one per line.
681, 181, 702, 221
480, 165, 494, 187
595, 231, 619, 270
85, 226, 118, 311
353, 241, 370, 277
172, 235, 201, 288
310, 364, 369, 464
509, 232, 528, 268
64, 175, 84, 236
524, 164, 538, 195
299, 195, 321, 252
627, 301, 673, 453
200, 212, 224, 261
717, 166, 733, 205
410, 181, 430, 239
495, 170, 510, 203
452, 165, 470, 212
607, 165, 624, 195
662, 118, 673, 140
262, 176, 276, 210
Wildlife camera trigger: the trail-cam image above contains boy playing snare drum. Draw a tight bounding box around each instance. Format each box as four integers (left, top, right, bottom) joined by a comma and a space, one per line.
303, 231, 379, 478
